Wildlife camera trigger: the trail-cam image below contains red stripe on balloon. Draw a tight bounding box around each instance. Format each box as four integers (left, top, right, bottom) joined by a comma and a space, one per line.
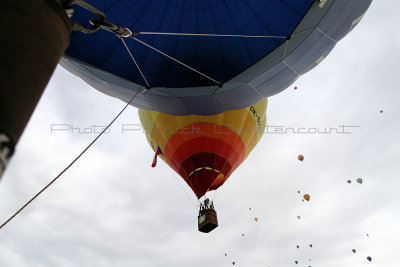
164, 122, 245, 162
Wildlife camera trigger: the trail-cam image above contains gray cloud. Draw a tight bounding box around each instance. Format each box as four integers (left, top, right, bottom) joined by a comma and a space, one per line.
1, 1, 400, 267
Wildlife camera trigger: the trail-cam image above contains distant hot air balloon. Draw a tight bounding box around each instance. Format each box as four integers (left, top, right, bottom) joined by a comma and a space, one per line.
249, 208, 252, 211
232, 262, 235, 265
295, 261, 298, 264
225, 254, 227, 256
309, 244, 313, 248
367, 234, 369, 237
303, 194, 310, 201
296, 245, 299, 249
139, 99, 267, 200
254, 217, 259, 222
352, 249, 356, 253
380, 110, 383, 113
367, 256, 372, 262
298, 155, 304, 162
347, 180, 352, 184
242, 234, 244, 237
294, 86, 298, 90
297, 216, 301, 219
356, 178, 363, 184
297, 191, 300, 194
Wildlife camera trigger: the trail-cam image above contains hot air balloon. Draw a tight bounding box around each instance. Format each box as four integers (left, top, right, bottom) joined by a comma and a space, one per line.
309, 244, 313, 248
294, 86, 298, 90
297, 191, 301, 194
297, 155, 304, 162
380, 110, 383, 113
139, 99, 267, 198
303, 194, 310, 201
297, 216, 301, 220
140, 99, 267, 232
356, 178, 363, 184
232, 262, 235, 265
254, 217, 259, 222
367, 256, 372, 262
347, 180, 352, 184
59, 0, 372, 116
295, 261, 298, 264
352, 249, 356, 253
296, 245, 299, 249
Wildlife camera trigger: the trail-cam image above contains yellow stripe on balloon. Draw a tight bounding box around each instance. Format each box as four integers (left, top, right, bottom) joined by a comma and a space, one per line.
141, 98, 267, 159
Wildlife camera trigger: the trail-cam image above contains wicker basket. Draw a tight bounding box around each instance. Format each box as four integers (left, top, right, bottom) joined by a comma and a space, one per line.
198, 209, 218, 233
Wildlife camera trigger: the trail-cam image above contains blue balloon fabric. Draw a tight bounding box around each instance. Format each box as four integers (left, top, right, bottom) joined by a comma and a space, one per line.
61, 0, 372, 115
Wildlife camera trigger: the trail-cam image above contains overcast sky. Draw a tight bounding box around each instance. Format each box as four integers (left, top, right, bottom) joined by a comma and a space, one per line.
1, 1, 400, 266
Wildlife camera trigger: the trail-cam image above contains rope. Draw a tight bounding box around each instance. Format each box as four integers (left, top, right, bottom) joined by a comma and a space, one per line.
138, 31, 287, 39
0, 91, 139, 230
120, 38, 151, 88
130, 36, 221, 86
169, 169, 199, 210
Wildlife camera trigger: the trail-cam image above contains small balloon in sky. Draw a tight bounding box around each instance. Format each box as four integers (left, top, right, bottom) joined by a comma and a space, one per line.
347, 180, 352, 184
254, 217, 258, 222
367, 234, 369, 237
303, 194, 310, 201
296, 245, 299, 249
249, 208, 251, 211
352, 249, 356, 253
309, 244, 313, 248
297, 216, 301, 219
367, 256, 372, 262
232, 262, 235, 265
242, 233, 244, 237
380, 110, 383, 113
356, 178, 363, 184
225, 254, 227, 256
294, 86, 298, 90
298, 155, 304, 161
297, 190, 300, 194
295, 261, 298, 264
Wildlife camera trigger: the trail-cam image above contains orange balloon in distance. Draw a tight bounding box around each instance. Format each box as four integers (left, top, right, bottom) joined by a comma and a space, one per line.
139, 99, 268, 199
254, 217, 258, 222
303, 194, 310, 201
298, 155, 304, 161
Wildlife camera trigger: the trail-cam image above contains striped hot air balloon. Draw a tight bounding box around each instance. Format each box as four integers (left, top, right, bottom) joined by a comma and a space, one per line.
139, 99, 267, 199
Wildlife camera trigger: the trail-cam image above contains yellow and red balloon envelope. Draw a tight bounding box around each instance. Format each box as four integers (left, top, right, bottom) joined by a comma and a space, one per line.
139, 99, 267, 199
